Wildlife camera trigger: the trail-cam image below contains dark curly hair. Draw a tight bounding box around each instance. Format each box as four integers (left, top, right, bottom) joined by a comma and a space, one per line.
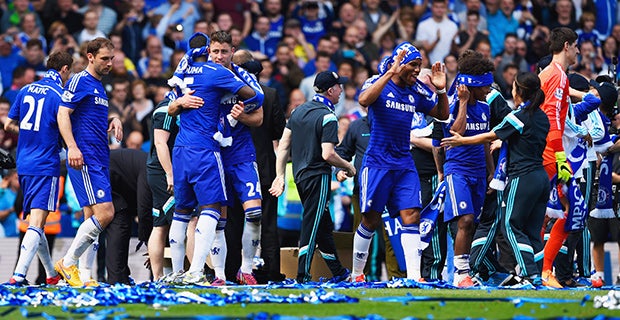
457, 50, 495, 75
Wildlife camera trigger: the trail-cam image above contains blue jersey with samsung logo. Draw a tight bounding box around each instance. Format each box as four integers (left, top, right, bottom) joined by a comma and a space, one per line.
220, 94, 259, 165
363, 77, 437, 169
443, 99, 490, 177
61, 70, 110, 167
8, 70, 64, 176
174, 61, 246, 151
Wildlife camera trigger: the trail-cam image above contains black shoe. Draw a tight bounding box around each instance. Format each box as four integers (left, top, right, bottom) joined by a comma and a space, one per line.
561, 279, 585, 288
499, 274, 523, 286
616, 276, 620, 286
296, 274, 311, 283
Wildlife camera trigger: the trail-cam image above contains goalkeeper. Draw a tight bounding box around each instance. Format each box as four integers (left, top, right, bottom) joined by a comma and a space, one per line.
537, 27, 580, 289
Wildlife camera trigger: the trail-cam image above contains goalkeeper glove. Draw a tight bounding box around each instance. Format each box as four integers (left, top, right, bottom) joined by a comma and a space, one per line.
555, 151, 572, 183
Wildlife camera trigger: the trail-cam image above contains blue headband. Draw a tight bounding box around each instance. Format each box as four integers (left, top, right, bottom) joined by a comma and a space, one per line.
168, 32, 211, 92
447, 72, 494, 97
377, 42, 422, 76
393, 42, 422, 65
186, 32, 210, 59
377, 55, 391, 75
456, 72, 494, 87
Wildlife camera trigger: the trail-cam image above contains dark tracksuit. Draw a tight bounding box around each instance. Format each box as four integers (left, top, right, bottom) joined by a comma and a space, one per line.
289, 99, 347, 282
494, 105, 550, 277
468, 90, 513, 279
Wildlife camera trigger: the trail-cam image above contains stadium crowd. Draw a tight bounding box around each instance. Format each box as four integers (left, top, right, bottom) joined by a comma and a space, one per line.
1, 0, 620, 289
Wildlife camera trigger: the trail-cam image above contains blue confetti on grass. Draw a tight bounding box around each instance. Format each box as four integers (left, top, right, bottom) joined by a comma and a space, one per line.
41, 312, 55, 320
0, 277, 594, 318
581, 295, 590, 306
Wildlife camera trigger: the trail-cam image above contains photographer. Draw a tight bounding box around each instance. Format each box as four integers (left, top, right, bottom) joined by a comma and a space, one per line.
48, 22, 78, 57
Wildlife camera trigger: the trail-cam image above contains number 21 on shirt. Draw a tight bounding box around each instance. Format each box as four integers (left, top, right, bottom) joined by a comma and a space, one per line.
20, 95, 45, 131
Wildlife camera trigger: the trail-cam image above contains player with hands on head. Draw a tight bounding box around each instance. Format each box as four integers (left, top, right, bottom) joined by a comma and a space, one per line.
437, 50, 495, 287
442, 71, 550, 286
351, 42, 449, 282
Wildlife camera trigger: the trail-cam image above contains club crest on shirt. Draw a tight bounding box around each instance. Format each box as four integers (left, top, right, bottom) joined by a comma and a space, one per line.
408, 95, 415, 104
481, 112, 487, 122
97, 189, 105, 198
554, 88, 563, 99
459, 201, 467, 210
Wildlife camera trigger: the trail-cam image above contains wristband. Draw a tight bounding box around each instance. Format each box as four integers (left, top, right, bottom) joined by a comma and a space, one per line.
436, 88, 446, 95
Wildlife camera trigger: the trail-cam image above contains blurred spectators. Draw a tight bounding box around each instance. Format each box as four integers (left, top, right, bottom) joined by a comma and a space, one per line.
17, 12, 47, 53
258, 58, 287, 109
487, 0, 518, 57
108, 78, 131, 119
452, 10, 489, 57
43, 0, 84, 36
78, 0, 117, 36
125, 130, 144, 150
0, 34, 25, 93
286, 88, 305, 120
264, 0, 285, 39
138, 35, 172, 77
125, 79, 154, 142
282, 18, 315, 67
0, 169, 19, 237
574, 40, 604, 79
114, 0, 146, 64
331, 2, 360, 40
0, 97, 16, 151
19, 39, 46, 78
2, 66, 35, 104
416, 0, 458, 64
0, 0, 44, 34
245, 15, 280, 59
211, 0, 252, 38
149, 0, 199, 40
547, 0, 578, 30
78, 10, 106, 45
271, 43, 304, 103
293, 0, 334, 48
362, 0, 388, 35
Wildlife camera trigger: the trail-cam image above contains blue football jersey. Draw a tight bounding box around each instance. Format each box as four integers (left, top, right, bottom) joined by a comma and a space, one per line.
363, 77, 437, 169
443, 99, 490, 177
174, 61, 246, 150
61, 71, 110, 167
8, 70, 64, 176
219, 94, 258, 166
